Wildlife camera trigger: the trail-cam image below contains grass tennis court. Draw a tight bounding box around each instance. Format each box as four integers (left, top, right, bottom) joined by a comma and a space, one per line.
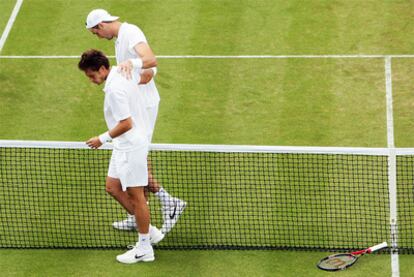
0, 58, 388, 146
1, 0, 414, 276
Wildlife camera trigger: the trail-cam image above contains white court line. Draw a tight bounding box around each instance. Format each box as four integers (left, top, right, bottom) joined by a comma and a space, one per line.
385, 57, 395, 148
0, 0, 24, 53
385, 57, 400, 277
1, 54, 414, 59
158, 54, 414, 59
0, 55, 88, 59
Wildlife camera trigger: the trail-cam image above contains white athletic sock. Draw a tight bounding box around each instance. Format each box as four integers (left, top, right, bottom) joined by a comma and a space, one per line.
138, 233, 151, 247
155, 188, 173, 206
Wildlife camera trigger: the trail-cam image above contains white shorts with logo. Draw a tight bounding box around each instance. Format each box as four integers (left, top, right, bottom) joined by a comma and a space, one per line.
107, 146, 149, 191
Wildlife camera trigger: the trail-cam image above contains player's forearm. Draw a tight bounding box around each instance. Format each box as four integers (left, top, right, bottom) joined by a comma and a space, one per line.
131, 56, 157, 70
133, 43, 157, 69
141, 55, 157, 69
108, 117, 133, 138
95, 118, 133, 147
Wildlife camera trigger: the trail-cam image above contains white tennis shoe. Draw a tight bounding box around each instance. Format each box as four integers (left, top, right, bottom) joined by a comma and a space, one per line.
149, 225, 165, 244
116, 243, 154, 264
161, 198, 187, 234
113, 216, 165, 245
112, 214, 136, 231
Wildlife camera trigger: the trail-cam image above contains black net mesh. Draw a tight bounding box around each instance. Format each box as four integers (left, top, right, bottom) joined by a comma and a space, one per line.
0, 146, 392, 250
396, 155, 414, 254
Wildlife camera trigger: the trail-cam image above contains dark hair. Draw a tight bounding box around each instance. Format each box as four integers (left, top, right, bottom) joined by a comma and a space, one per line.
78, 49, 110, 72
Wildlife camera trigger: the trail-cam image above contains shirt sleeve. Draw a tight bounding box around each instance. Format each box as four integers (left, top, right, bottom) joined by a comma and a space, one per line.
108, 89, 131, 122
127, 25, 148, 55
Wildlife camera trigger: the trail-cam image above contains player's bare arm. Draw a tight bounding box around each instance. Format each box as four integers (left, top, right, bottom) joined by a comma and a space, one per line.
118, 42, 157, 79
86, 117, 133, 149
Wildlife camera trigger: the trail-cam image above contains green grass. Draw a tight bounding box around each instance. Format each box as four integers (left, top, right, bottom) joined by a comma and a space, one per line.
0, 0, 16, 36
0, 59, 106, 141
0, 58, 387, 147
1, 0, 414, 276
2, 0, 414, 55
392, 58, 414, 147
0, 249, 392, 277
157, 58, 387, 146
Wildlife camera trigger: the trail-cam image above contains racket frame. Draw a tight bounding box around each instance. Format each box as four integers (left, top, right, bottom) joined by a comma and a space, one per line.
316, 242, 388, 271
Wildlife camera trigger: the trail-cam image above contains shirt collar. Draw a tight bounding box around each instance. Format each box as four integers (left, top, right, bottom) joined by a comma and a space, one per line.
115, 22, 127, 45
103, 66, 117, 93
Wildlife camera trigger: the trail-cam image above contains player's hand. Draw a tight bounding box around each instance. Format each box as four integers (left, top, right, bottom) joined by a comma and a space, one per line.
86, 137, 102, 149
139, 68, 154, 84
118, 60, 133, 80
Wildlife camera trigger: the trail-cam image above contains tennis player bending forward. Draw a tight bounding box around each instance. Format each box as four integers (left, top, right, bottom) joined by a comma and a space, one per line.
79, 49, 155, 264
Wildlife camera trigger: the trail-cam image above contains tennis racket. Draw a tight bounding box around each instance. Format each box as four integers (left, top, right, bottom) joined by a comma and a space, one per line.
317, 242, 388, 271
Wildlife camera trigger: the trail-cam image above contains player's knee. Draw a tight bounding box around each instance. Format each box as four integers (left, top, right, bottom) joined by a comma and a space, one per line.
148, 180, 160, 193
147, 184, 157, 193
105, 183, 119, 197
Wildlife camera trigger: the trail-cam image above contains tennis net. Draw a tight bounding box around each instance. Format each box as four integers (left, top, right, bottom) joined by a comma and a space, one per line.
0, 140, 410, 252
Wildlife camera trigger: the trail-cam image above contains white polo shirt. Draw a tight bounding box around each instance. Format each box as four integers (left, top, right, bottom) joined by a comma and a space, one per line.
103, 66, 150, 152
115, 22, 160, 107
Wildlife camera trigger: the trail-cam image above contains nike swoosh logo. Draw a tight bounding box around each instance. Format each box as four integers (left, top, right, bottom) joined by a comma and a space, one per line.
135, 254, 145, 260
169, 203, 177, 219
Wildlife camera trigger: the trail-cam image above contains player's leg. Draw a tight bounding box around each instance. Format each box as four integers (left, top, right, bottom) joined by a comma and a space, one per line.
116, 149, 155, 264
106, 176, 137, 230
146, 104, 187, 234
147, 159, 187, 234
109, 150, 164, 244
106, 151, 136, 230
106, 177, 134, 214
117, 186, 155, 264
129, 187, 150, 233
109, 178, 151, 231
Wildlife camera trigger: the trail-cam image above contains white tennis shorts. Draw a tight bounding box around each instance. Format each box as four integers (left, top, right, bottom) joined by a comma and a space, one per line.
146, 104, 158, 142
107, 146, 149, 191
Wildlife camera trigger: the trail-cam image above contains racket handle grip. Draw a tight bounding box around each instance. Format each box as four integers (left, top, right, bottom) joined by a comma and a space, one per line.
369, 242, 388, 253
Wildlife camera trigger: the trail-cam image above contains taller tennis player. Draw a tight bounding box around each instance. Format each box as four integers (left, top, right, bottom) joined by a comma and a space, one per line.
79, 49, 155, 264
85, 8, 186, 235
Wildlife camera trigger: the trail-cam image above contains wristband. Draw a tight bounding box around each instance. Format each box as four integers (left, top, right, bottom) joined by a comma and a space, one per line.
130, 58, 143, 69
98, 131, 112, 144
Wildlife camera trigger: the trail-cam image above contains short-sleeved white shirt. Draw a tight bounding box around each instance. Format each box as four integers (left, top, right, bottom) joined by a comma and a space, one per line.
103, 66, 150, 152
115, 22, 160, 107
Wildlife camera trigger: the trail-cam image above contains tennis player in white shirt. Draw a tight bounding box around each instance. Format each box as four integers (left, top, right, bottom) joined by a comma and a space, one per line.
79, 49, 158, 263
85, 9, 186, 235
